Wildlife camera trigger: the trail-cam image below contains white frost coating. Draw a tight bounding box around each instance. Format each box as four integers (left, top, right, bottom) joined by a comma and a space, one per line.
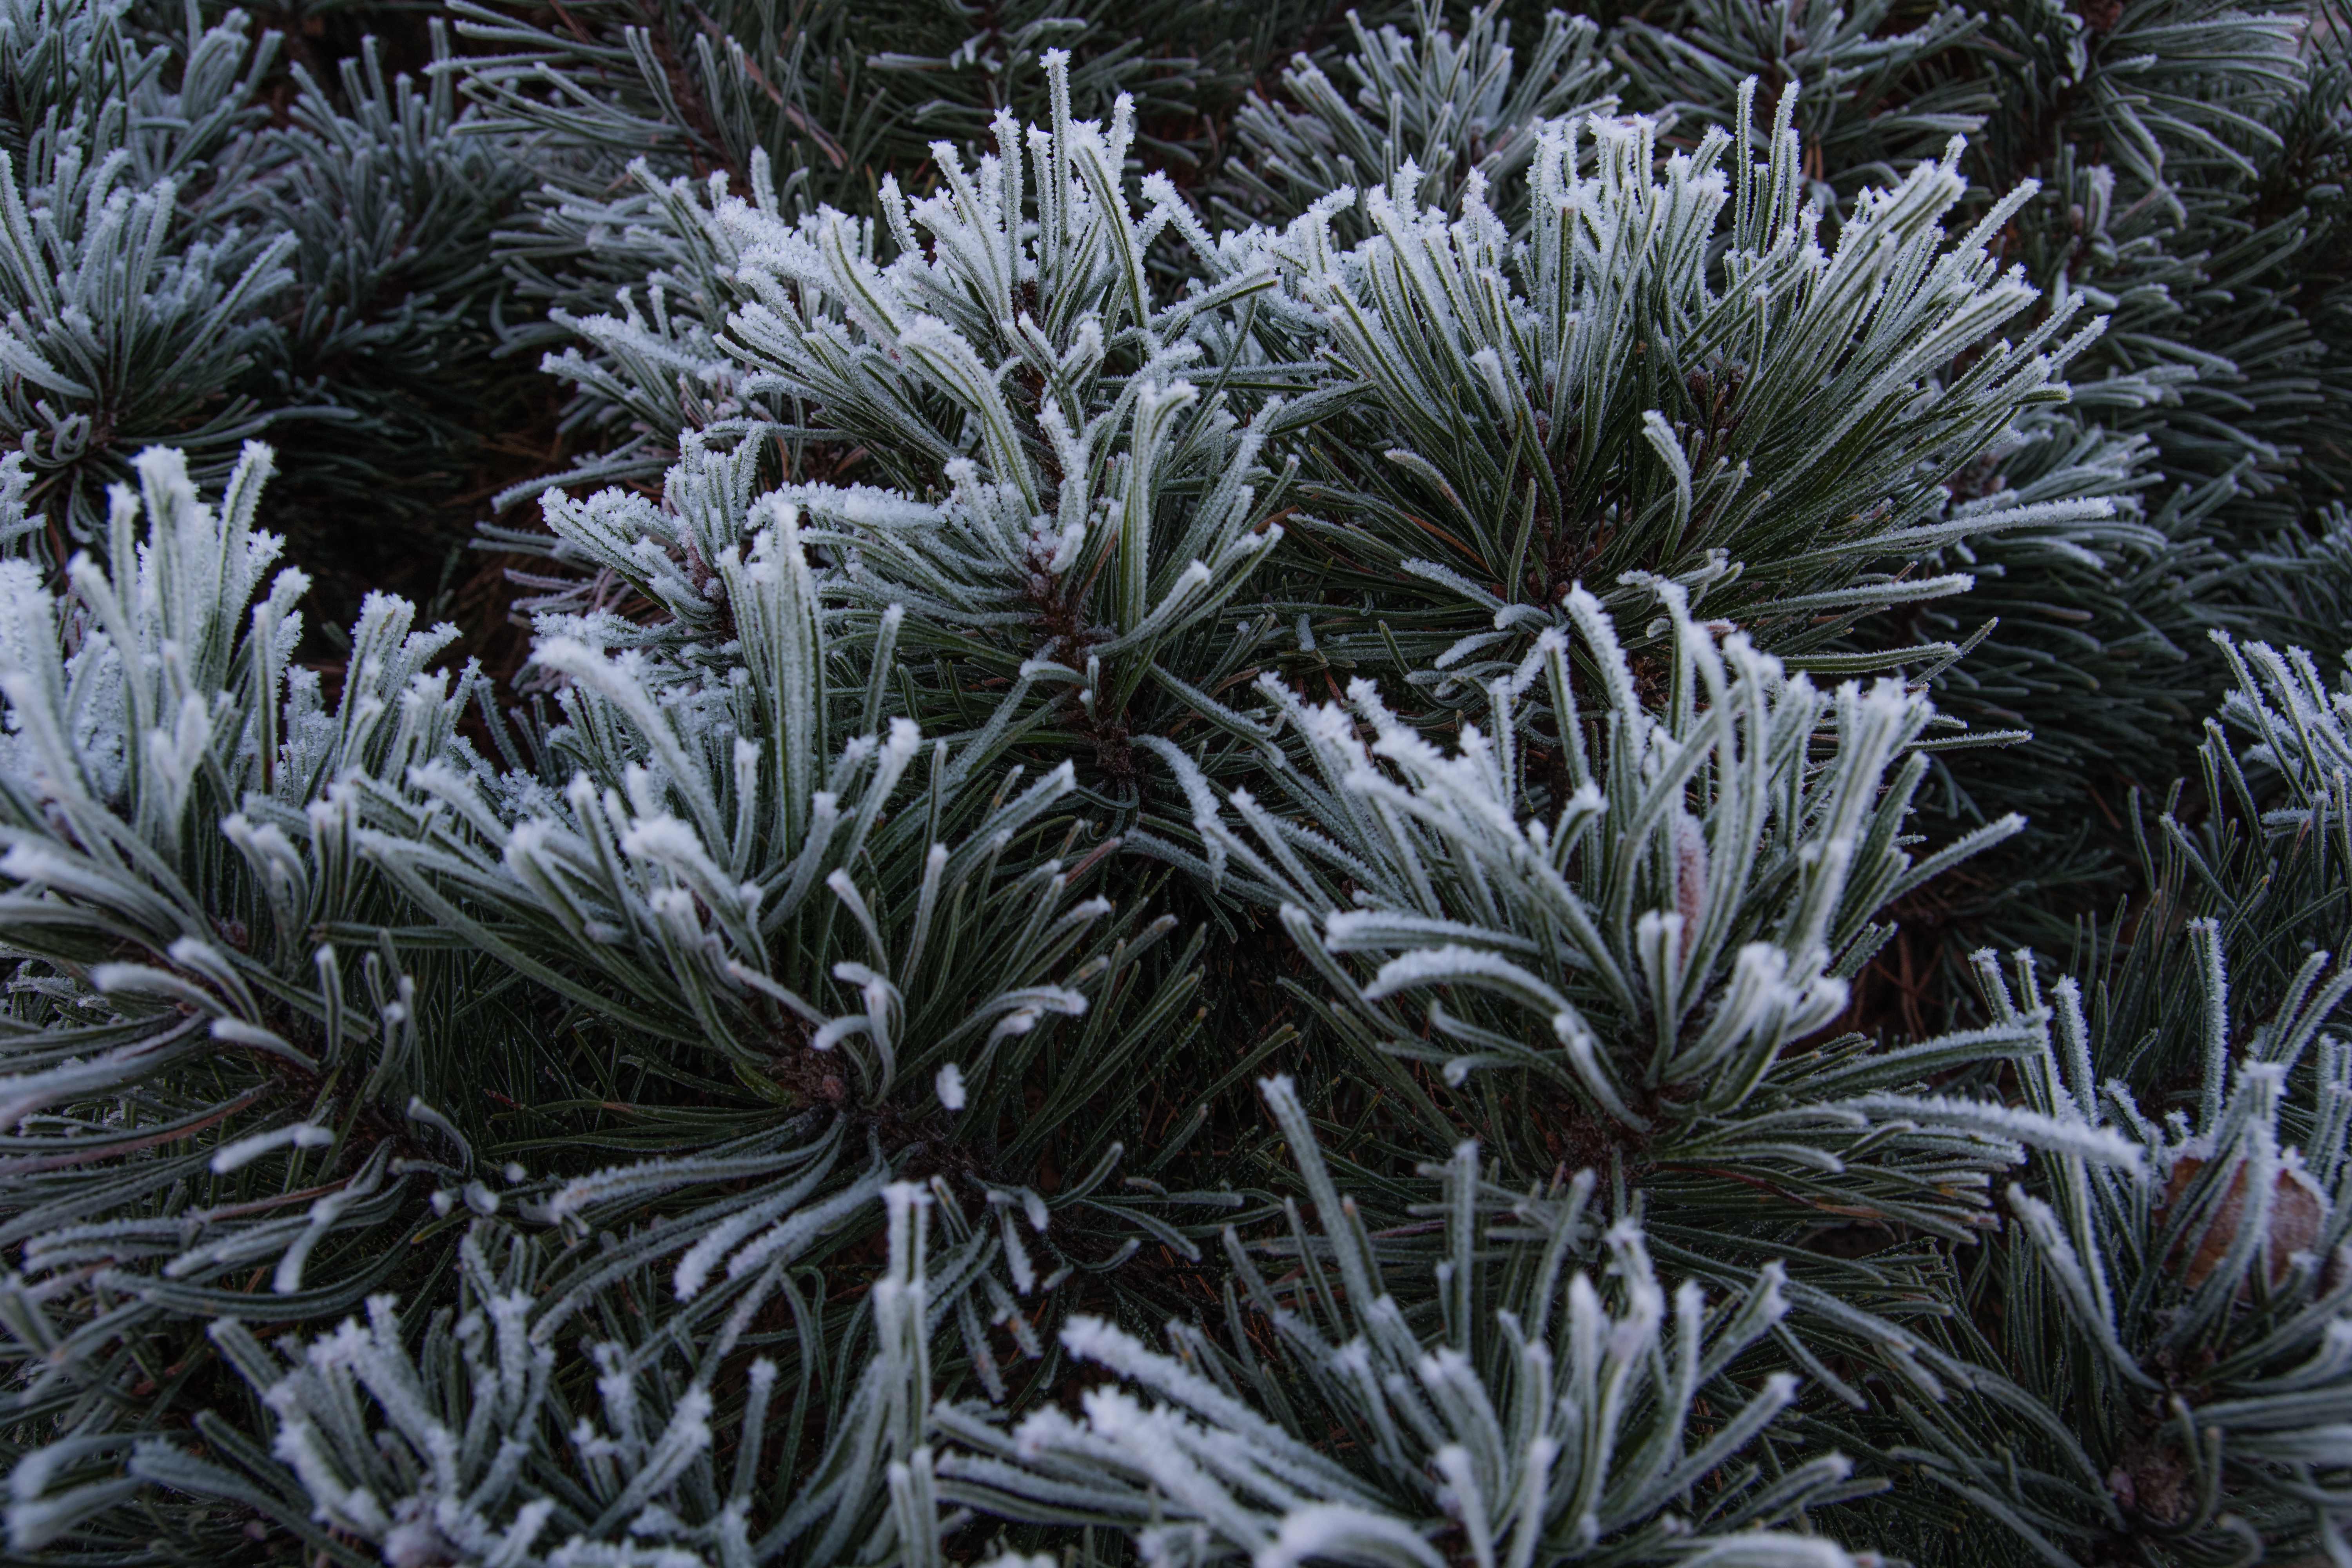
970, 1081, 1826, 1564
175, 1188, 950, 1568
1254, 1503, 1448, 1568
1844, 1093, 2146, 1171
210, 1121, 333, 1173
14, 21, 2326, 1565
1363, 945, 1571, 1011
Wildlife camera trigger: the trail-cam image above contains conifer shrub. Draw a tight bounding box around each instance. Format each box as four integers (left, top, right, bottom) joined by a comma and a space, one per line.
0, 2, 2347, 1565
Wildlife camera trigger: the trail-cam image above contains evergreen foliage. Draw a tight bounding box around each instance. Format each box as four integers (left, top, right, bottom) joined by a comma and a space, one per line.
0, 5, 292, 544
0, 0, 2348, 1565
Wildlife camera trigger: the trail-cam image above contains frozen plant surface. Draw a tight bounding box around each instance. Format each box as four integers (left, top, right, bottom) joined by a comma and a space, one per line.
1, 2, 2349, 1565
